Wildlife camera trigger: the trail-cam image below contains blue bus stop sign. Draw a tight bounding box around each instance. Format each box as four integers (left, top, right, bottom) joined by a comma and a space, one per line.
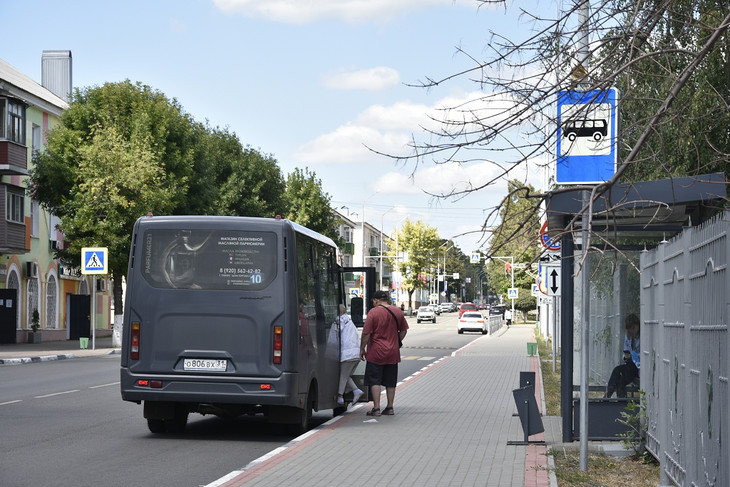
556, 88, 619, 184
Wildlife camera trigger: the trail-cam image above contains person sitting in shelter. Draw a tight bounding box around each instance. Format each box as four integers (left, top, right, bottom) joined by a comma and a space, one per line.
605, 313, 640, 398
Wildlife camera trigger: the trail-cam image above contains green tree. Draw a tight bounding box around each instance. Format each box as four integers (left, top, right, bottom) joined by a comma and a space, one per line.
596, 1, 730, 182
485, 180, 541, 303
30, 81, 295, 319
283, 167, 340, 242
30, 81, 196, 316
212, 135, 286, 218
439, 242, 466, 302
386, 219, 441, 309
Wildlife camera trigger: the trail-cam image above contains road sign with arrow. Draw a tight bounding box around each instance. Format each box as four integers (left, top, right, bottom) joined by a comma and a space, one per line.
546, 264, 561, 296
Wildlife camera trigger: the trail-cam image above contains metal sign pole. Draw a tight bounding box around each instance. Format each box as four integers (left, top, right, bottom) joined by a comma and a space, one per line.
92, 275, 97, 350
579, 190, 591, 470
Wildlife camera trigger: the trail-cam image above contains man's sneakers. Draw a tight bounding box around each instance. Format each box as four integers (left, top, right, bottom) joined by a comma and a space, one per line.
337, 395, 345, 405
351, 389, 364, 405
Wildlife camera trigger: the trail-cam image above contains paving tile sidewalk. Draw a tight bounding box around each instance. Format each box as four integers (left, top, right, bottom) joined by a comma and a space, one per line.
0, 334, 119, 364
207, 325, 557, 487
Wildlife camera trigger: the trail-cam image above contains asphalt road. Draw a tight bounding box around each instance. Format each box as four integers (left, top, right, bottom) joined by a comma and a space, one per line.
0, 313, 475, 487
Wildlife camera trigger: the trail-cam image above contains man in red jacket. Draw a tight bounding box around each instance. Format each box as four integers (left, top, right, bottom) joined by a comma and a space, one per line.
359, 290, 408, 416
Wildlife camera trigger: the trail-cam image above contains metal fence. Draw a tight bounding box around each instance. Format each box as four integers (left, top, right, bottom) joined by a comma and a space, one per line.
640, 211, 729, 487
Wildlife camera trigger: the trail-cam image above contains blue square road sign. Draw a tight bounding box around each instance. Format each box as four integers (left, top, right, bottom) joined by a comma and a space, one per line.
81, 247, 108, 275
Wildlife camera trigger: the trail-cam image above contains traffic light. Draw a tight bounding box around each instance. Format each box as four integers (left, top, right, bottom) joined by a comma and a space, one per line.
505, 263, 512, 276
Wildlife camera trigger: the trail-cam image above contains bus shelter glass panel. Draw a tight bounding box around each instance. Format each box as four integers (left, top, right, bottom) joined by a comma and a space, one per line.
572, 250, 641, 397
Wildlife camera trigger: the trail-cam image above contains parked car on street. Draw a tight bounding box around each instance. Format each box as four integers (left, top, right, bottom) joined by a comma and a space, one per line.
416, 305, 437, 323
458, 311, 487, 334
458, 302, 477, 317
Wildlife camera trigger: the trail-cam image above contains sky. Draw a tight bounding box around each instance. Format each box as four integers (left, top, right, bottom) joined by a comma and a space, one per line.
3, 0, 553, 255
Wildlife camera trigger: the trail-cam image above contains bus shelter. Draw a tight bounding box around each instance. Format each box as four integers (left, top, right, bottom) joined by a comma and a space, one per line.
544, 172, 726, 442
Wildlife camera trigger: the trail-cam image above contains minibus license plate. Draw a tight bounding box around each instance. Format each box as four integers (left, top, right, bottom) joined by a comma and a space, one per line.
183, 358, 228, 372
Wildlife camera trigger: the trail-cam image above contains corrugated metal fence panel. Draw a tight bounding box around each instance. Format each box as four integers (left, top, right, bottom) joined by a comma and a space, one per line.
641, 211, 729, 487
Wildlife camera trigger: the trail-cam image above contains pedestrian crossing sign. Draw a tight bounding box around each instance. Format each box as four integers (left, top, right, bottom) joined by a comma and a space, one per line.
81, 247, 108, 275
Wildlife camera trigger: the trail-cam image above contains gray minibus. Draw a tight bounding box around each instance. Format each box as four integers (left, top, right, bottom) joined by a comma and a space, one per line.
120, 215, 372, 434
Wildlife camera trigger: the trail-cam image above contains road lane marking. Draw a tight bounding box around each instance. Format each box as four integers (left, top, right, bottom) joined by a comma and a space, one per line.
34, 389, 80, 398
89, 382, 119, 389
0, 400, 23, 406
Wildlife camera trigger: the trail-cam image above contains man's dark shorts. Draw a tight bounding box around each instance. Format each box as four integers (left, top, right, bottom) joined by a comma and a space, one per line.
364, 362, 398, 387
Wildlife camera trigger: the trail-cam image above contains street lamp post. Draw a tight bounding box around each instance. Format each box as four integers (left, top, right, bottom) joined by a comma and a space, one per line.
361, 192, 379, 267
439, 242, 453, 303
393, 215, 409, 310
379, 206, 395, 290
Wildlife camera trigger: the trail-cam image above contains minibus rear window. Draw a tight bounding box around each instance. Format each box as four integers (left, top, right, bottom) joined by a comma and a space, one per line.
141, 229, 277, 290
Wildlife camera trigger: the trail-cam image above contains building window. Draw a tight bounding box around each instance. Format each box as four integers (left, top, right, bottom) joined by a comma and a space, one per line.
6, 192, 24, 223
31, 200, 40, 237
46, 275, 58, 329
2, 99, 26, 144
32, 124, 41, 154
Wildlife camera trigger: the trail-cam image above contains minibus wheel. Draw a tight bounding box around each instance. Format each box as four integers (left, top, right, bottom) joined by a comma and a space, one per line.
147, 418, 165, 434
288, 387, 314, 435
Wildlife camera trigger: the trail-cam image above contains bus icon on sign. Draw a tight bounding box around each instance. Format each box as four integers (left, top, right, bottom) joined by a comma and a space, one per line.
563, 118, 608, 142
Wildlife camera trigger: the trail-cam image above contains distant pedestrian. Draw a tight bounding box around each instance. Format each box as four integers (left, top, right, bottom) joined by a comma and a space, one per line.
329, 304, 364, 406
359, 290, 408, 416
504, 308, 512, 327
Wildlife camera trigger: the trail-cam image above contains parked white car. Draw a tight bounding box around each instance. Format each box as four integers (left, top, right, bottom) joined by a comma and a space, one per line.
416, 305, 437, 323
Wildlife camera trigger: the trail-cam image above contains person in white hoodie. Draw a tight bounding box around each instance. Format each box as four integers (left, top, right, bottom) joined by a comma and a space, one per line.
332, 304, 364, 406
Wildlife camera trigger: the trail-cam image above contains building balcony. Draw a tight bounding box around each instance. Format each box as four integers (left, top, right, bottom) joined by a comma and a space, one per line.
0, 141, 28, 175
0, 185, 28, 253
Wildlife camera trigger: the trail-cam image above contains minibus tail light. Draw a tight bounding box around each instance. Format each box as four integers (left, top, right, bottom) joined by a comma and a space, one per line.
131, 321, 140, 360
273, 326, 283, 364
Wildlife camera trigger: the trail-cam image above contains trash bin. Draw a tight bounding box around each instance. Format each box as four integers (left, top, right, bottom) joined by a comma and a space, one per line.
527, 342, 537, 356
80, 337, 89, 349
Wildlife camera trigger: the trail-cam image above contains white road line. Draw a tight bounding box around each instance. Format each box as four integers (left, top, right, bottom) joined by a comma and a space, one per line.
0, 400, 23, 406
34, 389, 80, 398
89, 382, 119, 389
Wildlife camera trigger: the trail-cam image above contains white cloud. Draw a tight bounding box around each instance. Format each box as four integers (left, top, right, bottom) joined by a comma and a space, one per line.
324, 67, 400, 91
294, 90, 520, 165
372, 160, 507, 198
294, 123, 412, 164
211, 0, 468, 24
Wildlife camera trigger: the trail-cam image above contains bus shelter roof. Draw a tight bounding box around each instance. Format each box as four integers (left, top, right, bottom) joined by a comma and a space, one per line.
545, 172, 727, 244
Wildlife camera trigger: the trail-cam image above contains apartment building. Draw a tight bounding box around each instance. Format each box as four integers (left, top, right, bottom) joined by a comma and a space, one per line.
0, 52, 111, 344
